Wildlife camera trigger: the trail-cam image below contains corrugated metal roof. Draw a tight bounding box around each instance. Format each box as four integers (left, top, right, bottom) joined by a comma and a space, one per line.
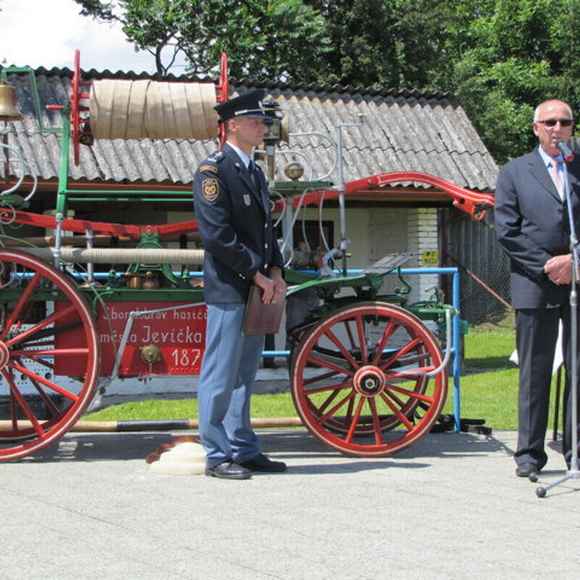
1, 67, 498, 192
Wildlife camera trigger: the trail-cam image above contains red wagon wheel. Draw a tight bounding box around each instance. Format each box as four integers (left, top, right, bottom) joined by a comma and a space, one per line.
0, 250, 99, 460
291, 302, 447, 457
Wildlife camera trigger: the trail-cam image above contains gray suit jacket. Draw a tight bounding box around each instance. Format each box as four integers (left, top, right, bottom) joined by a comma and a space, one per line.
495, 147, 580, 309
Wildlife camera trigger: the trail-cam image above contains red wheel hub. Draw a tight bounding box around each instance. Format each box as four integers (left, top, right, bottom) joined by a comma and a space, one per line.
353, 365, 385, 397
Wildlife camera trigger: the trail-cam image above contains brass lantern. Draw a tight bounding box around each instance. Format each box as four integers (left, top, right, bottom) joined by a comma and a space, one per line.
0, 82, 22, 122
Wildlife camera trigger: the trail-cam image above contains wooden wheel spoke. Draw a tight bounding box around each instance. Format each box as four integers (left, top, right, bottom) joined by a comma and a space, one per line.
30, 378, 62, 418
10, 388, 18, 431
381, 337, 422, 371
370, 320, 397, 365
355, 314, 369, 364
12, 348, 88, 359
317, 390, 340, 415
367, 398, 384, 444
1, 370, 45, 438
389, 351, 433, 368
388, 384, 434, 405
0, 272, 41, 340
380, 392, 414, 430
307, 353, 354, 377
10, 360, 79, 402
414, 402, 430, 420
384, 388, 406, 409
5, 305, 78, 348
322, 327, 361, 370
17, 339, 55, 349
20, 320, 80, 344
305, 378, 353, 395
303, 369, 341, 386
343, 320, 356, 351
345, 396, 366, 443
319, 391, 356, 424
345, 394, 355, 425
12, 355, 55, 371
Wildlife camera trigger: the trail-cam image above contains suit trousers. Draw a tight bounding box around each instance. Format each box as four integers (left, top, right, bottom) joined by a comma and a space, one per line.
198, 303, 264, 468
515, 305, 580, 468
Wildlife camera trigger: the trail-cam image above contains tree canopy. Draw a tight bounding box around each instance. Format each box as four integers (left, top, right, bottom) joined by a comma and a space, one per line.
75, 0, 579, 163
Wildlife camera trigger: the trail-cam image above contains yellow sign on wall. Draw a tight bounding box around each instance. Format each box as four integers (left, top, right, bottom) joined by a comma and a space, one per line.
421, 250, 439, 266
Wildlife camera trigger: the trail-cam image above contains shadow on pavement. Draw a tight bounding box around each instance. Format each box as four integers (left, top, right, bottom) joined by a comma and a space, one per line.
262, 429, 514, 460
8, 432, 175, 464
6, 429, 514, 468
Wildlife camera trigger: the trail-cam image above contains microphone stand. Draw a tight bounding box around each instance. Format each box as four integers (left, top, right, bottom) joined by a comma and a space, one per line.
536, 155, 579, 498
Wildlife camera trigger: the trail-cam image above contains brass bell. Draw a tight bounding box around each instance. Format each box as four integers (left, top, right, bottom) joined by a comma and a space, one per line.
0, 82, 22, 122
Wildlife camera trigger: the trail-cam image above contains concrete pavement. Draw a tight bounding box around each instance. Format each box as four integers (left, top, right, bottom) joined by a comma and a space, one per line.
1, 429, 579, 580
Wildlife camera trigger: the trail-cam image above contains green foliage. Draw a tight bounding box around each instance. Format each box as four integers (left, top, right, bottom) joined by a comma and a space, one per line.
75, 0, 579, 162
74, 0, 330, 79
303, 0, 399, 87
455, 0, 578, 162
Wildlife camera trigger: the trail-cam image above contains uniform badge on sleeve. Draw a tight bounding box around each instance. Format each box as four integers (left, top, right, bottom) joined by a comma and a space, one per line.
198, 164, 218, 174
202, 178, 220, 203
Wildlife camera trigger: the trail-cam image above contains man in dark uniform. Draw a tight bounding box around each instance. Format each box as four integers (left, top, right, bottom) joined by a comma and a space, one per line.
193, 89, 287, 480
495, 99, 580, 479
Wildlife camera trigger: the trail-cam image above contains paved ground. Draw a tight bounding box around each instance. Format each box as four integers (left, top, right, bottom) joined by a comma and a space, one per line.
1, 429, 579, 580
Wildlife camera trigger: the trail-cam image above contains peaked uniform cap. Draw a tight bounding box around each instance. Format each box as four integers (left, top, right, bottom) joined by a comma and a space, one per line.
214, 89, 271, 123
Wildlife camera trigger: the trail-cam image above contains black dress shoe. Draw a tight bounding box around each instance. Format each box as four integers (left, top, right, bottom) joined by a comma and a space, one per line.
515, 464, 539, 478
205, 461, 252, 480
238, 453, 287, 473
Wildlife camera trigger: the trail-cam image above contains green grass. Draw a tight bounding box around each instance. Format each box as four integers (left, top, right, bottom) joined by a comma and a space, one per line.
86, 322, 563, 430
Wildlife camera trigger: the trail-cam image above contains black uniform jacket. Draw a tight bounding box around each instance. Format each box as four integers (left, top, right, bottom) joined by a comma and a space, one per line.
193, 143, 284, 304
495, 147, 580, 309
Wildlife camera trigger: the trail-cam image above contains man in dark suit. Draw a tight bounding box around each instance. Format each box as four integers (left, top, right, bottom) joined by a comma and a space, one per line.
193, 90, 287, 480
495, 99, 579, 478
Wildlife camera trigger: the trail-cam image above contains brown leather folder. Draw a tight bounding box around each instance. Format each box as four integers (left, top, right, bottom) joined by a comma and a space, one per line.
243, 284, 285, 336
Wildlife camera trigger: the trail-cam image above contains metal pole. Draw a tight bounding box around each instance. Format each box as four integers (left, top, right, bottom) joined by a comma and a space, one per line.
452, 269, 462, 432
335, 117, 365, 276
336, 125, 348, 276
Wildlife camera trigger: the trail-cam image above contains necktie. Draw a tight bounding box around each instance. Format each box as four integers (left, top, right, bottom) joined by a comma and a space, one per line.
248, 161, 259, 190
550, 161, 563, 199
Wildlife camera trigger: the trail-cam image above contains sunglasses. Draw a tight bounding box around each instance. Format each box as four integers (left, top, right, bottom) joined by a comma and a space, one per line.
537, 118, 574, 127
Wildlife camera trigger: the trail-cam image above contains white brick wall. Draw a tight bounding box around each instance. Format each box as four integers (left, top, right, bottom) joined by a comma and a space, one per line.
406, 207, 439, 303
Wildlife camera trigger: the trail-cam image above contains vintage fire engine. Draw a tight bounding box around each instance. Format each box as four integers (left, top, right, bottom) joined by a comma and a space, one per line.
0, 52, 494, 461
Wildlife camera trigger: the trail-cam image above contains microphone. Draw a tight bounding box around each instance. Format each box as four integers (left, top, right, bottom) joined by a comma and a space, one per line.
557, 140, 575, 163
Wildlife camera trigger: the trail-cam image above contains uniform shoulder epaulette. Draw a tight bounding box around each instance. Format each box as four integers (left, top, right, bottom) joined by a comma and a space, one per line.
198, 151, 225, 175
208, 151, 225, 163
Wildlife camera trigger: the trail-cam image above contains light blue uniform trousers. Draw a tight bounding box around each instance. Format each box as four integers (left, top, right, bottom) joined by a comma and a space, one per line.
198, 303, 264, 467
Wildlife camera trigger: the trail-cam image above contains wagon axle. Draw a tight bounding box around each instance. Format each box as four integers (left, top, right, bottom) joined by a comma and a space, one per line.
353, 366, 385, 397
